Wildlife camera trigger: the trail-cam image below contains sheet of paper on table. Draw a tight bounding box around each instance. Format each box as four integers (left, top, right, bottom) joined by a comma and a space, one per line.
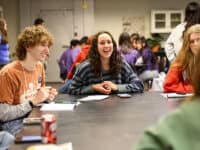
78, 95, 109, 102
40, 103, 76, 111
161, 93, 193, 99
26, 142, 73, 150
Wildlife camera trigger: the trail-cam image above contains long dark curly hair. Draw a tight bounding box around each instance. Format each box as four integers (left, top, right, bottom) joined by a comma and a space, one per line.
88, 31, 122, 78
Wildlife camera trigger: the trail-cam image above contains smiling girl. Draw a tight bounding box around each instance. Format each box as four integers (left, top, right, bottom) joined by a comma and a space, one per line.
68, 31, 144, 95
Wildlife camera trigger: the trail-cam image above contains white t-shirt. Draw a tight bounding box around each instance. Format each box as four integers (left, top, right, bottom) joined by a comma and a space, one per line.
165, 22, 186, 62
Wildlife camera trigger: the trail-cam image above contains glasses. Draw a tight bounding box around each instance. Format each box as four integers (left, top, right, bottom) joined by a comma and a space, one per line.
190, 37, 200, 45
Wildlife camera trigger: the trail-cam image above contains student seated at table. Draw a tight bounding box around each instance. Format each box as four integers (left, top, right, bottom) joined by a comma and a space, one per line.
118, 32, 139, 66
165, 2, 200, 63
0, 26, 57, 135
134, 36, 200, 150
67, 35, 93, 80
130, 33, 139, 49
163, 24, 200, 93
135, 36, 159, 81
68, 31, 144, 95
59, 36, 93, 93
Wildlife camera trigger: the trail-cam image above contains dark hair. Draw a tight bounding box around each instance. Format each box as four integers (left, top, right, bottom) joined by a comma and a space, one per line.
70, 39, 81, 48
118, 32, 132, 54
136, 36, 157, 68
88, 31, 122, 77
183, 2, 200, 37
34, 18, 45, 26
0, 18, 8, 44
136, 36, 147, 48
80, 36, 88, 45
130, 33, 139, 39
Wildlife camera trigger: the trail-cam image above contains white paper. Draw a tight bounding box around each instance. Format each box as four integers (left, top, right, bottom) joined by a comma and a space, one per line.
78, 95, 109, 102
161, 93, 193, 98
40, 103, 76, 111
26, 142, 73, 150
23, 117, 41, 125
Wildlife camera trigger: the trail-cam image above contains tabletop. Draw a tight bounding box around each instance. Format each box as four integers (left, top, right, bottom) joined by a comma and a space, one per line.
10, 92, 183, 150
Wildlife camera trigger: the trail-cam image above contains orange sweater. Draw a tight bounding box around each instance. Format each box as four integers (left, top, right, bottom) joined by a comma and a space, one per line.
163, 67, 193, 93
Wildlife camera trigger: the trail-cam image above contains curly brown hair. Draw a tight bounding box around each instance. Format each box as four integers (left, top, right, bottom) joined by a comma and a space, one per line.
15, 25, 53, 60
88, 31, 122, 77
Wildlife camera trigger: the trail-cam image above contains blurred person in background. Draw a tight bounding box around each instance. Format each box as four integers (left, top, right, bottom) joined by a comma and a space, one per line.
59, 36, 92, 93
135, 36, 158, 81
0, 18, 9, 69
165, 2, 200, 63
118, 32, 139, 66
130, 33, 139, 49
58, 39, 81, 81
34, 17, 45, 26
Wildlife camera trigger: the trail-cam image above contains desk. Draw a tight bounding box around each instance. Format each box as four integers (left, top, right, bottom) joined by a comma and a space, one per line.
10, 92, 180, 150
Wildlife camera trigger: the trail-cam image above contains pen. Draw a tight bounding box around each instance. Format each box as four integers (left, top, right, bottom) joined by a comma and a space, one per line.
176, 93, 186, 95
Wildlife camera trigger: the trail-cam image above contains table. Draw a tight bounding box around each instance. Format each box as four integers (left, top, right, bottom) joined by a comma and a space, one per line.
10, 92, 182, 150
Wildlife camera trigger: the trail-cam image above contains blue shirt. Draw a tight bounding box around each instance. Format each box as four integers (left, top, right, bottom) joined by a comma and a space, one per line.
0, 35, 9, 65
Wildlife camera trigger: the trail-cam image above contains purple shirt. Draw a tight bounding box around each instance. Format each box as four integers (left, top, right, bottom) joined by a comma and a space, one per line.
121, 48, 139, 65
138, 47, 158, 70
71, 47, 81, 62
0, 34, 9, 65
58, 47, 81, 74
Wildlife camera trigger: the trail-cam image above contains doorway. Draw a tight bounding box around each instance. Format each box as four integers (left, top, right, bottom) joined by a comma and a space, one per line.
40, 8, 74, 82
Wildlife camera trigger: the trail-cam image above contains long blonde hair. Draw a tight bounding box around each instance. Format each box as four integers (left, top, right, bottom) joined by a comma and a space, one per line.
173, 24, 200, 79
192, 50, 200, 97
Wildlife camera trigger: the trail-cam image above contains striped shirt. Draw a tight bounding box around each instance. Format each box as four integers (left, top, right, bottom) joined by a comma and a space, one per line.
68, 59, 144, 95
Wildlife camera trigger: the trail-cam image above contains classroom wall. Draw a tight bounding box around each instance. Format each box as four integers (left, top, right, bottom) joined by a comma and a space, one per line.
1, 0, 198, 53
94, 0, 196, 41
19, 0, 94, 39
18, 0, 94, 82
0, 0, 198, 81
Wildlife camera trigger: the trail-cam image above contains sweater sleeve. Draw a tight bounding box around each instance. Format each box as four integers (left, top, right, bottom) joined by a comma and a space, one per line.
163, 67, 193, 93
117, 61, 144, 93
135, 104, 193, 150
67, 62, 96, 95
0, 101, 32, 122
